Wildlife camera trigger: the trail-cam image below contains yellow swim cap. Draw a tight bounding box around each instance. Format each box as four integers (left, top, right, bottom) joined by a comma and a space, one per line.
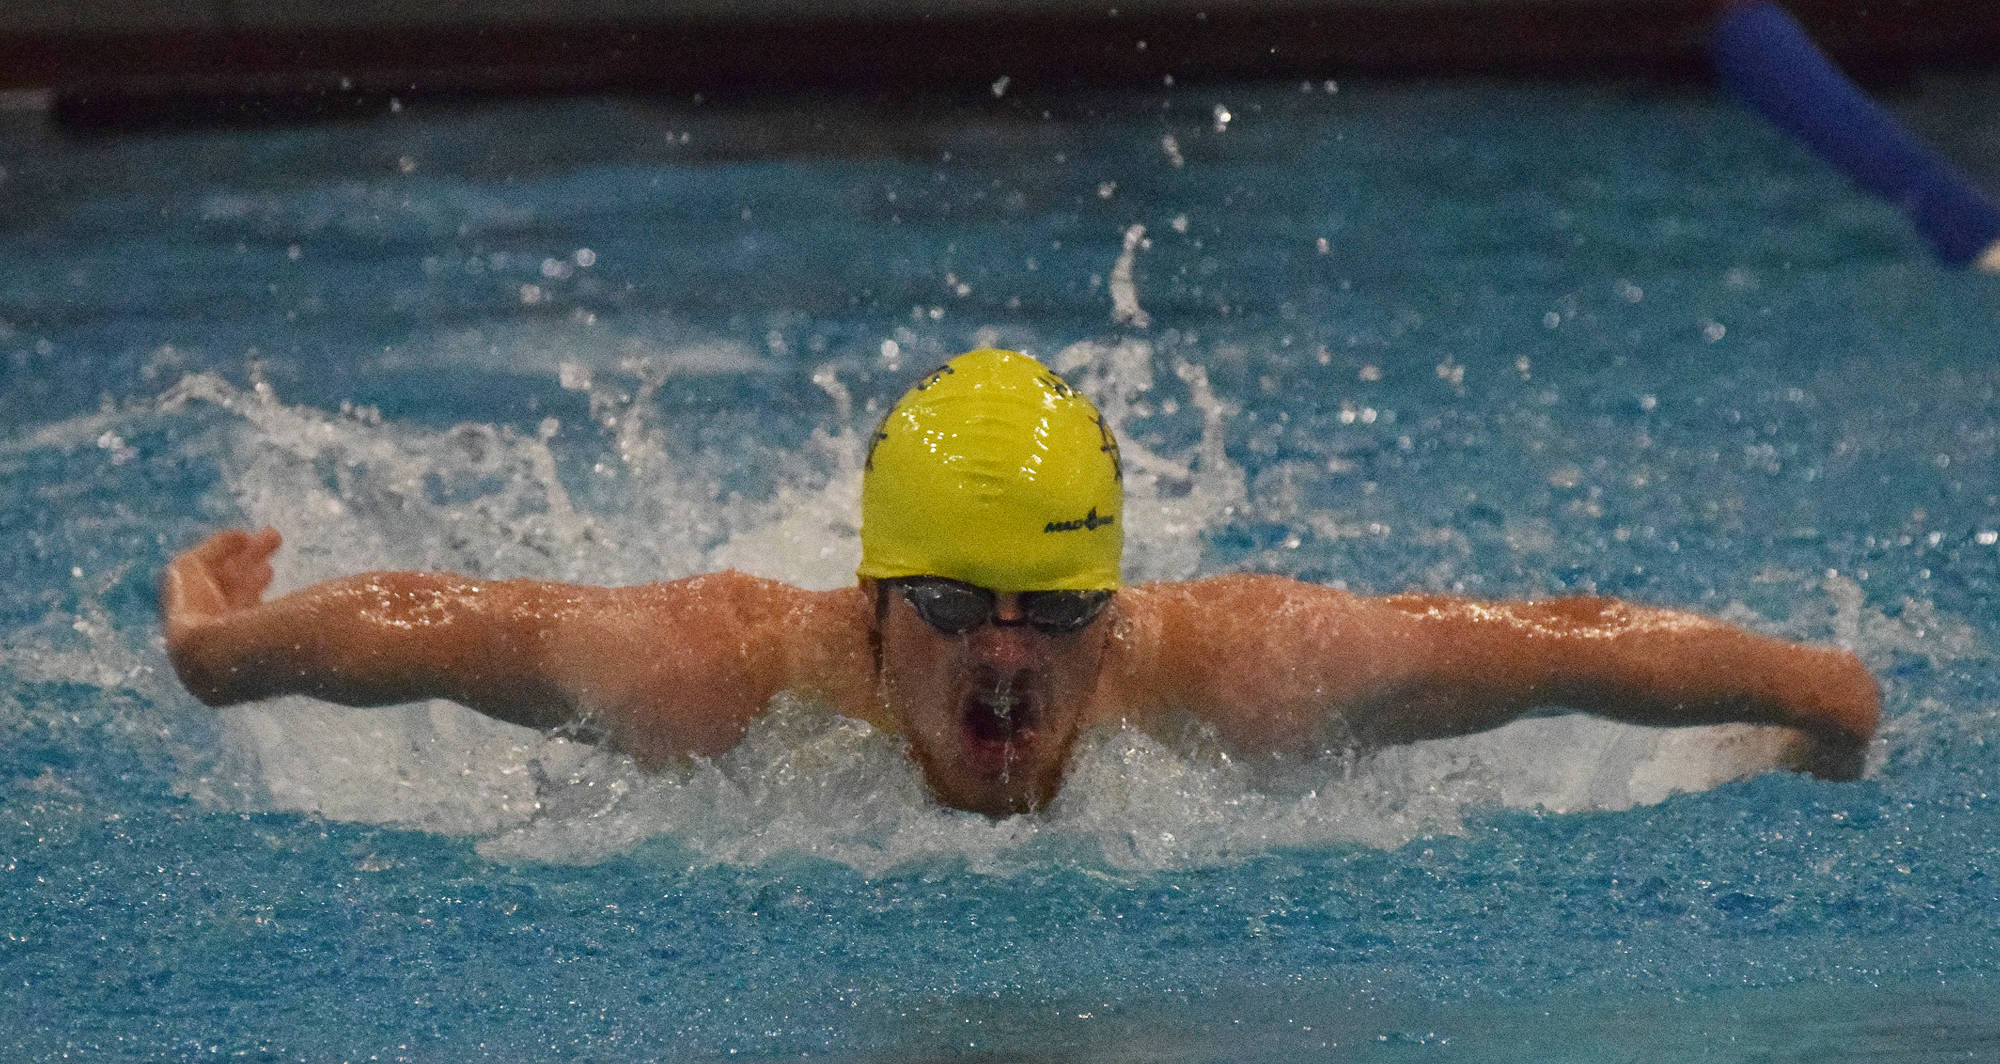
859, 349, 1123, 592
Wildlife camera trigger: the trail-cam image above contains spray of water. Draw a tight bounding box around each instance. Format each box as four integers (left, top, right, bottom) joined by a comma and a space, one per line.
3, 335, 1968, 876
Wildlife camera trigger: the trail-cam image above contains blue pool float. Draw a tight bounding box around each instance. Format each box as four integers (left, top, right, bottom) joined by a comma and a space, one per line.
1711, 0, 2000, 272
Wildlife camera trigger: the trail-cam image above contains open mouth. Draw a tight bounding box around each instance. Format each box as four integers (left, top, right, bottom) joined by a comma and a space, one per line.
959, 676, 1042, 764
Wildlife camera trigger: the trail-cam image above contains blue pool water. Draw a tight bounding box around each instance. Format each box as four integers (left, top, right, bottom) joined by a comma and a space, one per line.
4, 77, 2000, 1060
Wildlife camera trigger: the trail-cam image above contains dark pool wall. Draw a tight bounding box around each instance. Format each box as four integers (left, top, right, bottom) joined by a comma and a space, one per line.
9, 0, 2000, 130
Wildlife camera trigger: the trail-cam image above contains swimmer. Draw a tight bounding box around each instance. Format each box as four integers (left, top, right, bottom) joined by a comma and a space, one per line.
1712, 0, 2000, 272
163, 349, 1880, 817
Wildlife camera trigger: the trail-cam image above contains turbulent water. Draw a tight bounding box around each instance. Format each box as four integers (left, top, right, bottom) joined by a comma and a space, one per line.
13, 338, 1909, 876
4, 78, 1999, 1061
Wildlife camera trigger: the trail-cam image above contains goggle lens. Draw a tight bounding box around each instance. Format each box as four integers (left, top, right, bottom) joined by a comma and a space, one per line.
890, 578, 1111, 636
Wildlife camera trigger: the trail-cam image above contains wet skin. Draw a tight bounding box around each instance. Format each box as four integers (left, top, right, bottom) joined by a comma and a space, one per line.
874, 588, 1112, 816
163, 529, 1881, 820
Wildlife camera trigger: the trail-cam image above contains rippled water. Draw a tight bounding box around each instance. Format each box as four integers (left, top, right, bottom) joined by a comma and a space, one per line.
3, 79, 1998, 1060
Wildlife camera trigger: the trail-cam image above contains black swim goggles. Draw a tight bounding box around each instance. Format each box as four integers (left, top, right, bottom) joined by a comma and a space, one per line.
883, 577, 1112, 636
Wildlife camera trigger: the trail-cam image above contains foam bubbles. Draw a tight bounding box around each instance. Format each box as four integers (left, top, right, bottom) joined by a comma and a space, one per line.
9, 341, 1969, 876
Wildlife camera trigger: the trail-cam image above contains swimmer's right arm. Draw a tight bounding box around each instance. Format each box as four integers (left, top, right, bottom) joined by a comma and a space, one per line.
161, 529, 877, 764
163, 527, 591, 728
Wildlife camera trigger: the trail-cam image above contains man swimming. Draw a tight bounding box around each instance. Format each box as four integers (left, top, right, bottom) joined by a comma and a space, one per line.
163, 348, 1880, 816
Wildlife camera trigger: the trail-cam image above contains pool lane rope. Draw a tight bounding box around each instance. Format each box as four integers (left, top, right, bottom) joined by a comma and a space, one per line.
1712, 0, 2000, 272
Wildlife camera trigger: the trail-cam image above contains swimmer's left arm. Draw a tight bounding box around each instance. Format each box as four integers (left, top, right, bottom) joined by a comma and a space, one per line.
1116, 575, 1878, 778
1354, 591, 1879, 777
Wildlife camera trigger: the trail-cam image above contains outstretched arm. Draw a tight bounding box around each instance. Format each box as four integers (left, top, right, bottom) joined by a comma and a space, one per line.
1358, 590, 1878, 776
165, 528, 581, 726
161, 528, 876, 764
1115, 575, 1879, 778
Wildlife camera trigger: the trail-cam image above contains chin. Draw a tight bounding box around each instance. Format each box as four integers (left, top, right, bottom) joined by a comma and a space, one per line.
923, 757, 1068, 817
915, 677, 1076, 817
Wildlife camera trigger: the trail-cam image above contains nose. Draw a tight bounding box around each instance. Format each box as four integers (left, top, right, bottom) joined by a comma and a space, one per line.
965, 595, 1038, 671
990, 592, 1027, 625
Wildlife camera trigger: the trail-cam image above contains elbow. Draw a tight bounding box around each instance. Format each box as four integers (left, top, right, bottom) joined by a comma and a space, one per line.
1790, 657, 1875, 783
1779, 650, 1878, 781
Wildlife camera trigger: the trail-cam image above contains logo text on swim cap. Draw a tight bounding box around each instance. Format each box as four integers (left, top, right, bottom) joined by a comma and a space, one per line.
1044, 508, 1116, 534
1091, 411, 1123, 481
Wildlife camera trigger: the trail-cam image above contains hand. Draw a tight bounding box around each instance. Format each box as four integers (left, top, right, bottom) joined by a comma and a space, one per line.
1786, 650, 1880, 781
1772, 724, 1867, 782
162, 527, 281, 641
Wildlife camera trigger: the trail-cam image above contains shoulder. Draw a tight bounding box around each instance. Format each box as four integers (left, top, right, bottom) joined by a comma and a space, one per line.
588, 572, 872, 655
541, 574, 878, 756
1115, 572, 1374, 631
1099, 575, 1391, 708
515, 571, 864, 657
1097, 574, 1478, 753
580, 571, 863, 621
635, 573, 877, 712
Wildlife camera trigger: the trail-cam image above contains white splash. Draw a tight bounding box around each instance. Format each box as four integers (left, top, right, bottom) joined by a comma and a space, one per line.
5, 342, 1956, 876
1109, 224, 1152, 329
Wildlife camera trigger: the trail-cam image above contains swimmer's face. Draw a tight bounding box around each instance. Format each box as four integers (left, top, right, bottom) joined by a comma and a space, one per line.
873, 581, 1112, 817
